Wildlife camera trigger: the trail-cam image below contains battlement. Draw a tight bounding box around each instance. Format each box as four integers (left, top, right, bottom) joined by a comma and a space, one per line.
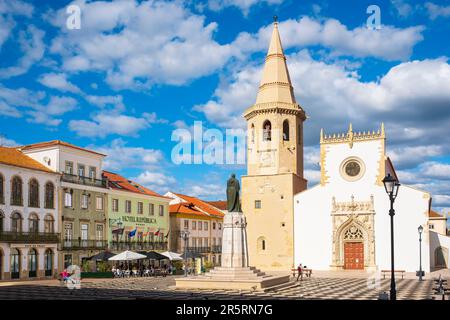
320, 123, 385, 147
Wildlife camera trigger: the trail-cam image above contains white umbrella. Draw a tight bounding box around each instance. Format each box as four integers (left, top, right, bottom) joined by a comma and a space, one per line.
161, 251, 182, 261
108, 250, 147, 261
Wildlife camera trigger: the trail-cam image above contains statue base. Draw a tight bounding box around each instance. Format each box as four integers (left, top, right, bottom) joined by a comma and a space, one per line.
174, 267, 289, 291
174, 210, 289, 291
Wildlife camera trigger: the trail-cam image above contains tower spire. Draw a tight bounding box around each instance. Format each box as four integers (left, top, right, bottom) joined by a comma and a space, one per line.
255, 19, 296, 105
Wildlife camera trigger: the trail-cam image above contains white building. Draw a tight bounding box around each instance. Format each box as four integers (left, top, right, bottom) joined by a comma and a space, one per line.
294, 124, 449, 273
0, 146, 60, 280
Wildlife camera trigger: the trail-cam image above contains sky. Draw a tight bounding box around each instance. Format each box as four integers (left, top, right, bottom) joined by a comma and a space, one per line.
0, 0, 449, 217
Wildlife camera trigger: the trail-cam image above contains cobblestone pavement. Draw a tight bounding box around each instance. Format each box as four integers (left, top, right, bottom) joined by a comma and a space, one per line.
0, 275, 442, 300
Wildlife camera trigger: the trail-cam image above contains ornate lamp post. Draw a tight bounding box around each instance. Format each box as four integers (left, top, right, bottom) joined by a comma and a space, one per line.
418, 225, 424, 281
180, 230, 190, 277
382, 173, 401, 301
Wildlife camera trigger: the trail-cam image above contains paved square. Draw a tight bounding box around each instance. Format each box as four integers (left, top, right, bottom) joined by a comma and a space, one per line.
0, 274, 444, 300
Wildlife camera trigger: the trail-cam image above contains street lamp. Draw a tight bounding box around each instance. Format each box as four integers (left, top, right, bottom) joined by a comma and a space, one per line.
382, 173, 401, 301
417, 225, 424, 281
180, 230, 190, 277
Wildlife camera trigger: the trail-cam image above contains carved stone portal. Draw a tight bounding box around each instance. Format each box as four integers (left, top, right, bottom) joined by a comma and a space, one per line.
330, 195, 376, 271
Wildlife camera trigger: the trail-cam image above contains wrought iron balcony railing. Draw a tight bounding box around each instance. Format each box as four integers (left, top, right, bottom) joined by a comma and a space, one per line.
109, 241, 168, 251
61, 239, 108, 250
0, 231, 59, 243
61, 173, 107, 188
186, 246, 222, 254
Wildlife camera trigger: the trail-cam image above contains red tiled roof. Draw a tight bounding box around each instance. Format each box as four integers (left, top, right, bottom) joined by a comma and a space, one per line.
169, 203, 207, 217
102, 171, 168, 199
19, 140, 106, 156
207, 200, 227, 211
0, 147, 56, 173
171, 193, 224, 218
429, 210, 444, 218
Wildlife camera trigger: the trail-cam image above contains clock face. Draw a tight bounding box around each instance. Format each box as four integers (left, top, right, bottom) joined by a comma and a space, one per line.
345, 161, 361, 177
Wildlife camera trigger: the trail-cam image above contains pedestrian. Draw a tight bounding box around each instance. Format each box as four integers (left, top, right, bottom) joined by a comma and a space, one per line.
296, 263, 303, 281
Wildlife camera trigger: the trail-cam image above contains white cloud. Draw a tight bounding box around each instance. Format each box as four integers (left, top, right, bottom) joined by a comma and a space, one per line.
425, 2, 450, 20
0, 0, 34, 48
49, 0, 233, 89
132, 171, 176, 194
85, 94, 124, 112
68, 113, 151, 138
0, 25, 45, 78
0, 136, 19, 147
38, 73, 81, 93
232, 17, 424, 61
207, 0, 283, 15
182, 183, 224, 199
421, 162, 450, 180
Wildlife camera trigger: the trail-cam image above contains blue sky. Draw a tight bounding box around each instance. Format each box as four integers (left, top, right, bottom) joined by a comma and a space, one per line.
0, 0, 449, 216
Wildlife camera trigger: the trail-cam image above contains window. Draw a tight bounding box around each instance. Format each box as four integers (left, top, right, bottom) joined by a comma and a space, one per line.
213, 222, 216, 230
218, 223, 222, 230
11, 176, 23, 206
137, 232, 143, 241
212, 238, 216, 246
255, 200, 261, 209
28, 179, 39, 208
28, 249, 37, 277
44, 215, 54, 233
44, 249, 53, 276
263, 120, 272, 141
112, 199, 119, 212
11, 212, 22, 232
64, 223, 73, 240
257, 237, 267, 252
44, 182, 54, 209
125, 200, 132, 213
89, 167, 96, 180
192, 238, 197, 247
192, 221, 196, 230
96, 196, 104, 210
429, 224, 435, 230
204, 238, 208, 247
137, 202, 143, 214
204, 222, 208, 231
81, 194, 89, 209
65, 161, 73, 175
283, 119, 289, 141
64, 192, 72, 207
251, 123, 255, 143
298, 125, 302, 145
184, 220, 189, 229
78, 164, 85, 177
159, 205, 164, 216
0, 174, 4, 204
29, 214, 39, 233
64, 254, 72, 269
10, 248, 20, 279
0, 211, 4, 232
96, 224, 104, 240
81, 224, 88, 240
199, 221, 203, 230
149, 203, 154, 215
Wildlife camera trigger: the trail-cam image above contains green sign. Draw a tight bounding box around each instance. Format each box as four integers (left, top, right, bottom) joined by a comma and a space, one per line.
121, 216, 157, 224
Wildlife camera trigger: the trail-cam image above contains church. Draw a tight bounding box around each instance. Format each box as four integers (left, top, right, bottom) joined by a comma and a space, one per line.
242, 20, 450, 273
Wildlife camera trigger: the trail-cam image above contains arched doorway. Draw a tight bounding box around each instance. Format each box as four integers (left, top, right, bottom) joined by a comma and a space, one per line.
28, 249, 37, 278
435, 247, 448, 269
10, 248, 20, 279
343, 226, 365, 270
44, 249, 53, 277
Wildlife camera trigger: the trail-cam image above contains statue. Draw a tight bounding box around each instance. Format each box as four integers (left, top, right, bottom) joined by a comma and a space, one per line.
226, 173, 241, 212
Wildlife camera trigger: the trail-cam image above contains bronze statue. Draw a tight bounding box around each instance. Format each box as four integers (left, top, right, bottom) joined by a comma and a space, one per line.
226, 173, 241, 212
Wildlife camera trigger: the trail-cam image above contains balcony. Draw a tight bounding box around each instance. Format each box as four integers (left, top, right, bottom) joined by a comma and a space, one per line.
61, 239, 108, 250
61, 173, 107, 188
0, 231, 59, 243
109, 241, 168, 251
186, 246, 222, 254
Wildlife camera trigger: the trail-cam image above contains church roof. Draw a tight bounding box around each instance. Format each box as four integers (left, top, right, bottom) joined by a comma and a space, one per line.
255, 21, 296, 105
429, 210, 445, 218
206, 200, 227, 211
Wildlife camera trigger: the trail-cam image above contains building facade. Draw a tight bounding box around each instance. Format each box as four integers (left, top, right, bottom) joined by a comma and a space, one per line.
103, 171, 170, 252
241, 21, 307, 271
0, 147, 59, 280
165, 192, 224, 265
19, 141, 108, 269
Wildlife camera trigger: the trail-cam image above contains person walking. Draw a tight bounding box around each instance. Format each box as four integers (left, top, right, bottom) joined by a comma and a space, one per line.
296, 263, 303, 281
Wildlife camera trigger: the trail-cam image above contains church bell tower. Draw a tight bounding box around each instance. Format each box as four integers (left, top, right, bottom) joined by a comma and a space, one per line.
241, 20, 307, 271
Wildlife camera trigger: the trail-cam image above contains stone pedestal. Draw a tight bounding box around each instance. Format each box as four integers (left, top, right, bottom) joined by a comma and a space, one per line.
175, 211, 289, 291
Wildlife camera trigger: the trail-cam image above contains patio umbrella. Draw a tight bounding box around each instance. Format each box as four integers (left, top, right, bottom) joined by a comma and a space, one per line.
108, 250, 147, 261
139, 251, 167, 260
87, 251, 116, 261
161, 251, 183, 261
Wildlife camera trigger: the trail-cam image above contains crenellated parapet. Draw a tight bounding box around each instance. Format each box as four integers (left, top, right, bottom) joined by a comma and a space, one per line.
320, 123, 385, 148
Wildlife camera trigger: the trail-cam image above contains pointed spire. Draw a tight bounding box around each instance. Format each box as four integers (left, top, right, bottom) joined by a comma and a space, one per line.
255, 19, 296, 105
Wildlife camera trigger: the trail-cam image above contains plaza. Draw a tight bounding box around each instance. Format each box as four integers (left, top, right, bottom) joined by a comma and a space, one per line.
0, 271, 447, 300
